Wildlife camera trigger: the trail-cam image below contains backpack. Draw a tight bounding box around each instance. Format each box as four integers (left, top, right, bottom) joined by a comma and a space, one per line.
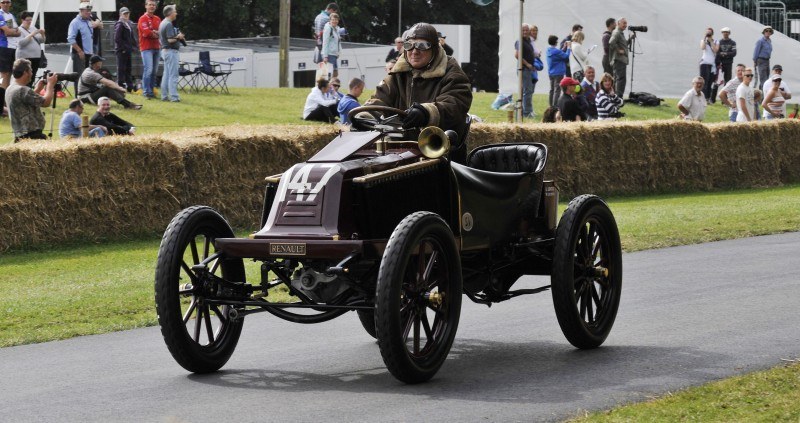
628, 91, 664, 107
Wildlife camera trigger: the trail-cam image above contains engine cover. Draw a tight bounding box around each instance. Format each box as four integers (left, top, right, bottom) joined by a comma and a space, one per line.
290, 267, 348, 303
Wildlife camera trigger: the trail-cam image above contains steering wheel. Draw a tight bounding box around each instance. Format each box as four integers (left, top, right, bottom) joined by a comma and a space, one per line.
348, 105, 408, 133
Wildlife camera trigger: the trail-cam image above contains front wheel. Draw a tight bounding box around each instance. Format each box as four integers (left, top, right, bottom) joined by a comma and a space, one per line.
552, 195, 622, 349
376, 212, 462, 384
155, 206, 245, 373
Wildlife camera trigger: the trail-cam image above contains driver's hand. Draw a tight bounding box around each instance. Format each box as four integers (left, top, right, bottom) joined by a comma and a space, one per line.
402, 104, 429, 129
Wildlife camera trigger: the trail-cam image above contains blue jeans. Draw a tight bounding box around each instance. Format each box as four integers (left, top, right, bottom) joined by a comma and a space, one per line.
521, 68, 534, 116
141, 49, 161, 96
161, 49, 180, 101
729, 110, 738, 122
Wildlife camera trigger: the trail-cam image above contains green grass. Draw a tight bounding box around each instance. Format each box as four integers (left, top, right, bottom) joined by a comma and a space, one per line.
572, 360, 800, 422
1, 184, 798, 348
0, 88, 738, 146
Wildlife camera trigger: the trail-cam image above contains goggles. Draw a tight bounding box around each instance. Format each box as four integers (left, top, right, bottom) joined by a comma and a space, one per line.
403, 41, 433, 52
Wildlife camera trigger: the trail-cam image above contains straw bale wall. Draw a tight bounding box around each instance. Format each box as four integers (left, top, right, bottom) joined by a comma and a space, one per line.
1, 120, 798, 252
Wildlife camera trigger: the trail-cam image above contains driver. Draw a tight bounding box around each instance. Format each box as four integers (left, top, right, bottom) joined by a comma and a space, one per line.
365, 22, 473, 162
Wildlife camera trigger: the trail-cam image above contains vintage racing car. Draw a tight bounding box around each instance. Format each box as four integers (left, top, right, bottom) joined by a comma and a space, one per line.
155, 106, 623, 383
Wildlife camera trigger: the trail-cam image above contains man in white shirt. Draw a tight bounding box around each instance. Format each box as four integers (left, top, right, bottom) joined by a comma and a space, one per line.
719, 63, 744, 121
760, 64, 791, 118
678, 76, 707, 121
735, 68, 755, 122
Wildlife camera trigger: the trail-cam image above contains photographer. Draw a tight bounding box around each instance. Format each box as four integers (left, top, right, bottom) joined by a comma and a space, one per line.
699, 27, 719, 102
5, 58, 57, 141
77, 55, 142, 109
608, 17, 633, 98
158, 5, 185, 102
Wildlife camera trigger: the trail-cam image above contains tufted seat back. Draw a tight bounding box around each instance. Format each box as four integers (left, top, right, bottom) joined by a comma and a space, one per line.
466, 143, 547, 174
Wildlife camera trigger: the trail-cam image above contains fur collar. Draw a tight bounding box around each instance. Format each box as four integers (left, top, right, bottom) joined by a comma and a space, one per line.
390, 45, 447, 79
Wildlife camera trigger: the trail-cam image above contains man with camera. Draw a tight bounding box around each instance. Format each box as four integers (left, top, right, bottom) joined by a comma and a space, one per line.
608, 18, 635, 99
5, 58, 56, 141
159, 4, 185, 103
78, 55, 142, 109
699, 28, 719, 103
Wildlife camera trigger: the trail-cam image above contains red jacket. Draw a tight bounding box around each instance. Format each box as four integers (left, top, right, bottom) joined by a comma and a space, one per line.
137, 13, 161, 51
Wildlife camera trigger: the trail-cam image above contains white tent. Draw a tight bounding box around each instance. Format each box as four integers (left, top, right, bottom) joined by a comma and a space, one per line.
498, 0, 800, 98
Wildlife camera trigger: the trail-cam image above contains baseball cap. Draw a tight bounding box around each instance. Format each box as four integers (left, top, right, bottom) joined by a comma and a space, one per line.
119, 7, 130, 14
559, 77, 580, 88
763, 25, 773, 33
771, 74, 783, 81
79, 2, 91, 10
720, 27, 731, 33
772, 64, 783, 71
89, 55, 105, 64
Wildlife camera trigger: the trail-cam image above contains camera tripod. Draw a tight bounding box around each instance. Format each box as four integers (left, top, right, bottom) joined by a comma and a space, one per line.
628, 30, 641, 97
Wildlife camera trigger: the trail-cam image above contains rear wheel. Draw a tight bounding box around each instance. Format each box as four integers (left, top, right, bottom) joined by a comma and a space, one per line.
552, 195, 622, 349
155, 206, 245, 373
376, 212, 462, 383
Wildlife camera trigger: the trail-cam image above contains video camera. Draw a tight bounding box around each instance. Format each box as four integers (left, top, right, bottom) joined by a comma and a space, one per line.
629, 25, 648, 33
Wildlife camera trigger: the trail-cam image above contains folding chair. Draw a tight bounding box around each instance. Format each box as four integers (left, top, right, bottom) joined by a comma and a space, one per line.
178, 61, 201, 92
197, 51, 232, 94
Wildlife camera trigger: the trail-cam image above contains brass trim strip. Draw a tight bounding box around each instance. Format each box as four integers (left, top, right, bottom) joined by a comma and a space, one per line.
265, 173, 282, 183
352, 158, 440, 184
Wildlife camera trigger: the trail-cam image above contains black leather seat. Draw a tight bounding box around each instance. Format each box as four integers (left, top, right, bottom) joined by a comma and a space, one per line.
466, 143, 547, 174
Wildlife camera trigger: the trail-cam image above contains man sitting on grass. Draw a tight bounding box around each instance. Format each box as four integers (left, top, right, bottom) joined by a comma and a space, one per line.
77, 55, 142, 110
89, 97, 135, 135
59, 99, 107, 138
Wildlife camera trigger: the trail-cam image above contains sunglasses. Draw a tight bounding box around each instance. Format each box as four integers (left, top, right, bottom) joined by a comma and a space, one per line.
403, 41, 432, 51
744, 74, 754, 77
332, 84, 340, 88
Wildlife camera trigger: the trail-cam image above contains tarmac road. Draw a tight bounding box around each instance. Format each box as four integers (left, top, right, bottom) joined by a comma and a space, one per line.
1, 232, 798, 422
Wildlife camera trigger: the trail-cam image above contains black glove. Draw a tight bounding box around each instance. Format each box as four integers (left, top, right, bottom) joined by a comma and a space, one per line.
402, 103, 429, 129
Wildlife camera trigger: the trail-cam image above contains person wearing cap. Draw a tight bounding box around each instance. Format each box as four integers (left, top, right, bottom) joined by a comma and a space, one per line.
716, 27, 737, 84
753, 26, 773, 90
78, 55, 142, 110
114, 7, 135, 93
438, 32, 454, 57
761, 66, 791, 119
67, 3, 98, 95
159, 4, 184, 102
678, 76, 707, 121
0, 0, 21, 115
138, 0, 162, 99
365, 22, 472, 163
556, 77, 586, 122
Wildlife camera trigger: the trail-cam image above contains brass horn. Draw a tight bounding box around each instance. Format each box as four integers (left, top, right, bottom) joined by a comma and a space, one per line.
418, 126, 451, 159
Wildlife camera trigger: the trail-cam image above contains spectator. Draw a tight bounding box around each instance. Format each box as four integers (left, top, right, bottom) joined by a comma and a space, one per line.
546, 34, 570, 106
314, 3, 338, 55
0, 0, 21, 115
542, 105, 562, 123
67, 3, 97, 95
595, 72, 624, 120
601, 18, 615, 75
608, 17, 633, 99
438, 32, 454, 57
753, 26, 773, 90
15, 11, 45, 88
761, 64, 792, 118
579, 66, 600, 119
678, 76, 707, 121
59, 99, 106, 138
716, 27, 737, 84
328, 77, 344, 100
138, 0, 161, 99
303, 78, 338, 123
78, 55, 142, 109
753, 89, 763, 120
322, 13, 342, 79
699, 27, 719, 103
529, 24, 542, 107
386, 36, 402, 63
762, 74, 787, 119
114, 7, 135, 92
90, 7, 104, 56
365, 22, 472, 163
5, 59, 56, 141
719, 63, 745, 121
338, 77, 364, 125
555, 77, 585, 122
570, 30, 590, 78
159, 4, 184, 103
735, 67, 756, 122
90, 97, 135, 135
559, 23, 582, 78
515, 23, 536, 118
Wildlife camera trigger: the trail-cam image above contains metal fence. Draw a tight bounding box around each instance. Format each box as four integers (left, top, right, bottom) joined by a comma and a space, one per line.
707, 0, 800, 40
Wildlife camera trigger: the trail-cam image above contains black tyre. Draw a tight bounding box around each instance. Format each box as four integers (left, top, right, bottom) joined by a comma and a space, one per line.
356, 310, 377, 339
375, 212, 462, 383
552, 195, 622, 349
155, 206, 245, 373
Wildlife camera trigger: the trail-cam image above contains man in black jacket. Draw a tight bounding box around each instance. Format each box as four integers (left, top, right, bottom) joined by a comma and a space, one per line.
716, 27, 737, 84
90, 97, 135, 135
114, 7, 136, 92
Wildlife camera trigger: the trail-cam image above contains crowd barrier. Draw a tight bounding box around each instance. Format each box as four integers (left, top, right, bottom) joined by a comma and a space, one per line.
1, 120, 798, 252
